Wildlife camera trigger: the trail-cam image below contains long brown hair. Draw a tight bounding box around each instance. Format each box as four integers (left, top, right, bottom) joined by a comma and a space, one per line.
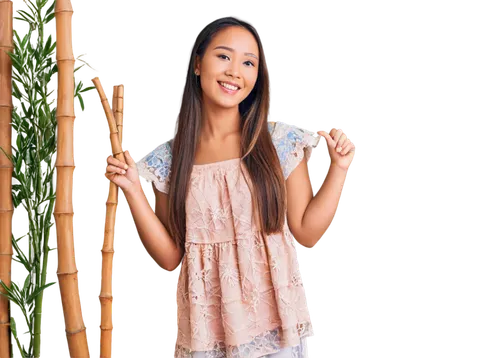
167, 16, 287, 253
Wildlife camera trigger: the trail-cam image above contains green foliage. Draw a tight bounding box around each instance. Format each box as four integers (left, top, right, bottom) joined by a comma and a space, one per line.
0, 0, 96, 356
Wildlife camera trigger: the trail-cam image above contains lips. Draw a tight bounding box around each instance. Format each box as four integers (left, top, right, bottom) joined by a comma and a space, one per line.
218, 81, 240, 91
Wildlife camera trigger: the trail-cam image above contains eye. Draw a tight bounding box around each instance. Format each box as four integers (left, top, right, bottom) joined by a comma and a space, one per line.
217, 54, 255, 67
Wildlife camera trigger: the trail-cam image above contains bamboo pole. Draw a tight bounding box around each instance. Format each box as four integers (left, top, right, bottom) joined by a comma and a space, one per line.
54, 0, 90, 356
115, 86, 124, 144
91, 79, 126, 165
0, 1, 13, 357
120, 84, 127, 146
111, 82, 120, 138
99, 84, 124, 357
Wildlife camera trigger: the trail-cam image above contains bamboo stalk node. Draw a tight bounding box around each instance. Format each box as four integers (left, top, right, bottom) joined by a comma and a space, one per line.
98, 295, 113, 301
56, 58, 75, 63
65, 327, 86, 336
54, 114, 76, 119
53, 212, 75, 216
105, 203, 118, 207
54, 1, 75, 14
108, 126, 118, 134
112, 151, 124, 158
56, 270, 78, 276
99, 295, 116, 308
110, 146, 123, 154
101, 249, 114, 253
0, 45, 14, 50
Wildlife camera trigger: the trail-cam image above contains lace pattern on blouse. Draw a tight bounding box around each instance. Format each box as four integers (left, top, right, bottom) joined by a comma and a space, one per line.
269, 122, 320, 180
174, 321, 312, 358
136, 138, 174, 194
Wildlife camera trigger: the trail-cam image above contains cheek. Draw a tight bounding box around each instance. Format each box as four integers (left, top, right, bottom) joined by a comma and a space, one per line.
245, 74, 258, 91
199, 71, 218, 91
200, 59, 218, 78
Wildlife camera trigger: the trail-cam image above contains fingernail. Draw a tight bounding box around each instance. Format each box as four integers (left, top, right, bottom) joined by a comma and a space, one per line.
124, 164, 128, 169
337, 147, 342, 152
122, 170, 126, 174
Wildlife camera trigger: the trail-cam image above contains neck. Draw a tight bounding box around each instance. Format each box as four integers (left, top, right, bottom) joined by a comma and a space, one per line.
200, 106, 241, 141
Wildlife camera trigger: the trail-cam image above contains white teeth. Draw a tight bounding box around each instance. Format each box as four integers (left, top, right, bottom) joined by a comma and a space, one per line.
219, 82, 239, 91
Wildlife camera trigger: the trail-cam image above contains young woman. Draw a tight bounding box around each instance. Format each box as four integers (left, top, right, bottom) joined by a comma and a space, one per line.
105, 16, 355, 358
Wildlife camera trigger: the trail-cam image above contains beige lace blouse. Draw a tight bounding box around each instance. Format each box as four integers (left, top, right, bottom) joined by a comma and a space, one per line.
136, 121, 320, 358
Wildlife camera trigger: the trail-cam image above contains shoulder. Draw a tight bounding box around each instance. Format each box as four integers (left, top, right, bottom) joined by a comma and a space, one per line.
268, 121, 321, 179
135, 137, 174, 194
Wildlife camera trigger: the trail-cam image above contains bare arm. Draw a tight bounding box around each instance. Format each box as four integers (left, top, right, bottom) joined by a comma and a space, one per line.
286, 157, 348, 248
123, 183, 183, 271
300, 162, 347, 247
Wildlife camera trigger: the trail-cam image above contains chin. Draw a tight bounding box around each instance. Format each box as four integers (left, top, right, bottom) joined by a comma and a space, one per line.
217, 101, 240, 109
215, 95, 243, 108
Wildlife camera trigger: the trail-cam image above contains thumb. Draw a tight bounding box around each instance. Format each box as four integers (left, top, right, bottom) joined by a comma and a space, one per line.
123, 150, 136, 168
317, 131, 336, 147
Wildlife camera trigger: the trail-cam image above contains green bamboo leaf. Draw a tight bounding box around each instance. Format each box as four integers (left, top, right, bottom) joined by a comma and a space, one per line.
15, 8, 31, 24
0, 280, 29, 316
42, 1, 55, 30
74, 64, 84, 73
34, 0, 47, 14
36, 280, 57, 295
43, 34, 52, 57
23, 275, 30, 295
11, 31, 29, 60
80, 86, 95, 93
6, 281, 23, 303
27, 282, 55, 303
0, 145, 13, 164
47, 193, 56, 215
12, 133, 21, 151
0, 279, 13, 296
75, 79, 91, 112
11, 235, 30, 270
10, 317, 26, 358
0, 281, 20, 306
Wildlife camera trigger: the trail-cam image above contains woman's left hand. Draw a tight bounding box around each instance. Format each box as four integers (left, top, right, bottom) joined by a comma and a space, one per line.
317, 128, 355, 171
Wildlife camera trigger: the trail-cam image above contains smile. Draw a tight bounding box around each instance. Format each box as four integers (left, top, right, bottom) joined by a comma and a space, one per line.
218, 81, 240, 94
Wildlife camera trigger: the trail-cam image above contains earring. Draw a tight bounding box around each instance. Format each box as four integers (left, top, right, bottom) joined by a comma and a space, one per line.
195, 70, 199, 76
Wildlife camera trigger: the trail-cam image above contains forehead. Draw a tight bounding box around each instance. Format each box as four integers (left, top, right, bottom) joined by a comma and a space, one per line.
210, 26, 259, 56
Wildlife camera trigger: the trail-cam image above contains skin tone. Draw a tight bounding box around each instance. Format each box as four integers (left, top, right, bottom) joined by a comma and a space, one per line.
104, 26, 356, 273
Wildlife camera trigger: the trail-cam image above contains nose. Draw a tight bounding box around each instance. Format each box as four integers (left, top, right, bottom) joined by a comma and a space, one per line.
225, 61, 241, 79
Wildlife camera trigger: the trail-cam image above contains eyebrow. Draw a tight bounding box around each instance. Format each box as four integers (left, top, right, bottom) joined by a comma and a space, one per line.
213, 46, 259, 60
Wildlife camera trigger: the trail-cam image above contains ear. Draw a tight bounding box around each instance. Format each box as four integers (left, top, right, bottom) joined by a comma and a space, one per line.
194, 55, 200, 74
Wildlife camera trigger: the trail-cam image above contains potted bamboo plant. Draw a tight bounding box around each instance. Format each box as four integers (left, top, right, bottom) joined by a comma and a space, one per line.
0, 0, 94, 356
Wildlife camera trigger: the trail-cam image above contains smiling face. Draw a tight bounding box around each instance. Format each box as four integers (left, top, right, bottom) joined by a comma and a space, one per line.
195, 26, 260, 109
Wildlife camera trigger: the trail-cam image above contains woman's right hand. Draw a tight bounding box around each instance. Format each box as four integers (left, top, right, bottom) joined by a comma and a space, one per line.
104, 150, 141, 194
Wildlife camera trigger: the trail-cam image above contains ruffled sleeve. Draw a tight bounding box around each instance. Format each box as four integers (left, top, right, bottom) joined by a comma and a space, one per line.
135, 138, 174, 194
270, 121, 320, 180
